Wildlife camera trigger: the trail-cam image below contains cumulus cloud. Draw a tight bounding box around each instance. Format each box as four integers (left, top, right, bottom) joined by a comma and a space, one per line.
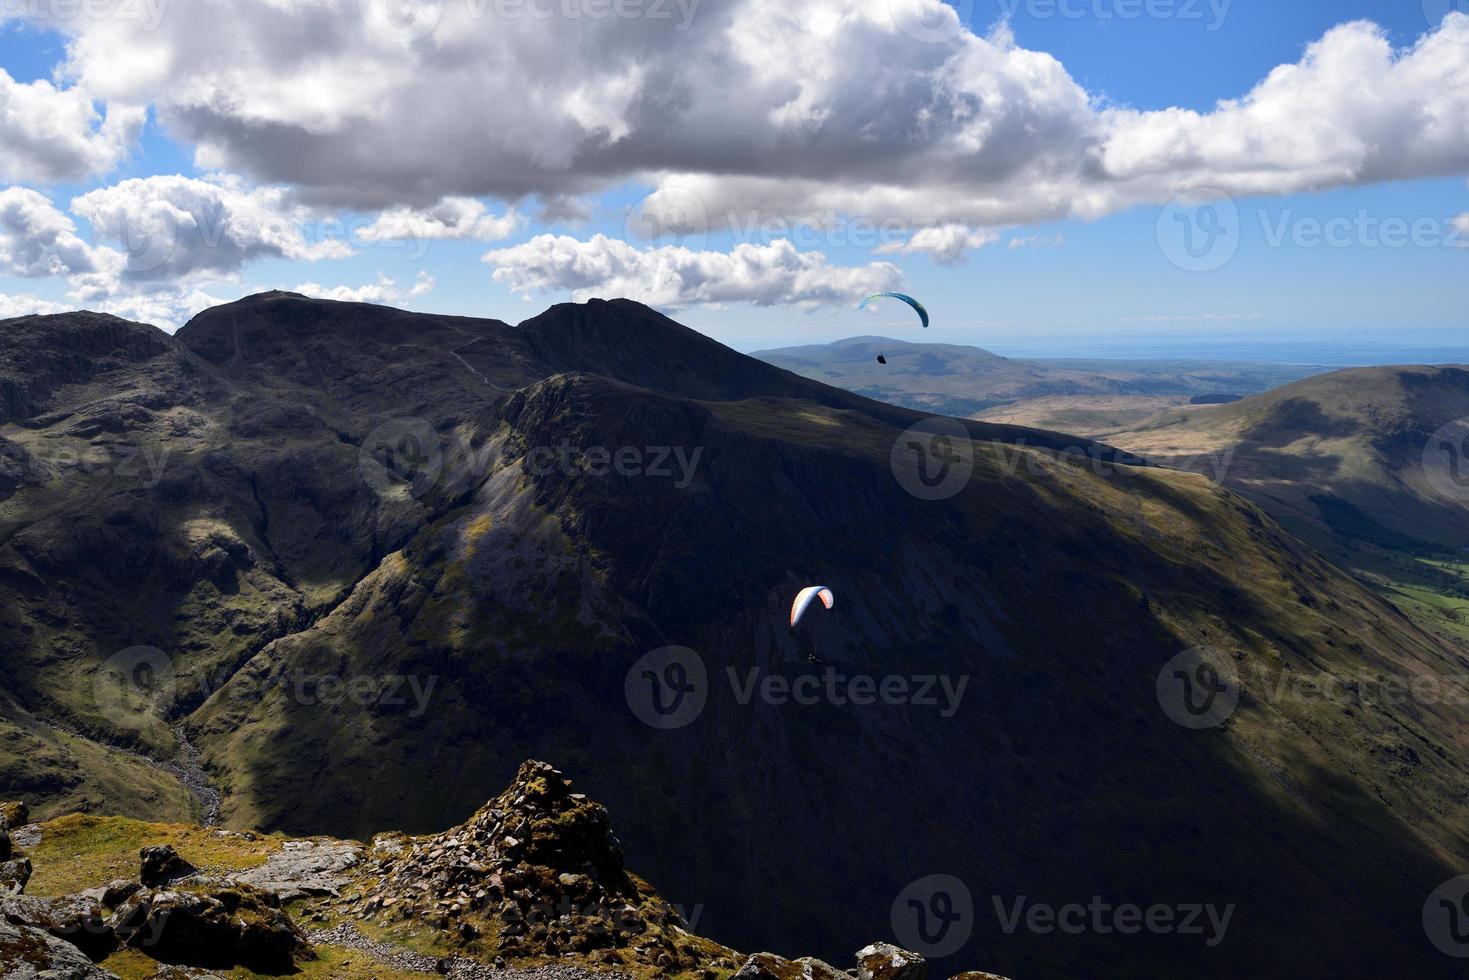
876, 225, 1000, 263
70, 174, 353, 286
0, 292, 71, 319
293, 270, 436, 305
31, 1, 1469, 233
484, 234, 902, 308
0, 187, 108, 277
356, 198, 522, 242
0, 69, 142, 184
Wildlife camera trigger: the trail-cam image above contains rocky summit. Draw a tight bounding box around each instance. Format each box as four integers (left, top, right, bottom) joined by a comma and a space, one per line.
0, 765, 1002, 979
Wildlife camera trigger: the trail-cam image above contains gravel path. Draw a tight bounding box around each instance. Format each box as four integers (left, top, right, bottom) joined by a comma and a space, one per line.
308, 922, 633, 980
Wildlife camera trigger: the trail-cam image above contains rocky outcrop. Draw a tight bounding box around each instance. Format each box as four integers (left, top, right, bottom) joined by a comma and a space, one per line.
856, 943, 927, 980
1, 857, 31, 896
732, 950, 851, 979
109, 880, 312, 972
227, 838, 362, 901
139, 845, 197, 887
0, 917, 118, 979
0, 802, 25, 830
349, 760, 714, 972
2, 894, 117, 960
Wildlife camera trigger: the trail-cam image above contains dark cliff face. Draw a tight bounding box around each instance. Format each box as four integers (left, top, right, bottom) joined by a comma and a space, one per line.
2, 295, 1468, 979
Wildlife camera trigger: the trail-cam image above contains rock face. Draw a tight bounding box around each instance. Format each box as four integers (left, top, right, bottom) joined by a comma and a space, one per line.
1, 857, 32, 896
352, 760, 711, 972
109, 881, 312, 972
0, 916, 118, 979
139, 845, 197, 887
0, 802, 29, 830
2, 894, 117, 960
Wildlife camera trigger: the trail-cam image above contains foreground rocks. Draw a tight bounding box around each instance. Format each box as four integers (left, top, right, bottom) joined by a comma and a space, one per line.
109, 881, 313, 972
0, 916, 117, 979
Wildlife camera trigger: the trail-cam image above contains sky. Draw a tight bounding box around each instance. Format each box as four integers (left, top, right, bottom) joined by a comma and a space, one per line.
0, 0, 1465, 356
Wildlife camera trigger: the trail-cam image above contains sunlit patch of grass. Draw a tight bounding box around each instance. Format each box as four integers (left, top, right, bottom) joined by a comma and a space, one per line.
26, 814, 282, 897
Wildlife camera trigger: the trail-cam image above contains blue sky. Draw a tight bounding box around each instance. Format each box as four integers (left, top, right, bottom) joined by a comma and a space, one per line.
0, 0, 1465, 356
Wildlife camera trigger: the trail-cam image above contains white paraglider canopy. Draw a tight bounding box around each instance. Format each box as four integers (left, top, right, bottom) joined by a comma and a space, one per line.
790, 586, 835, 628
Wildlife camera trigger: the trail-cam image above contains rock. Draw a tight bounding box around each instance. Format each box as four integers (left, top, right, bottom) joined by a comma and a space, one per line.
109, 882, 313, 972
0, 801, 27, 831
101, 880, 142, 909
947, 973, 1013, 980
139, 845, 197, 887
1, 857, 32, 895
856, 943, 926, 980
228, 839, 363, 901
733, 951, 849, 979
0, 916, 118, 979
1, 894, 118, 960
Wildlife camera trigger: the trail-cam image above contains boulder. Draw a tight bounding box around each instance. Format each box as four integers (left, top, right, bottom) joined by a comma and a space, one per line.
227, 839, 362, 901
1, 857, 32, 895
1, 894, 118, 960
109, 882, 313, 972
139, 844, 197, 887
0, 917, 118, 979
856, 943, 926, 980
733, 951, 850, 979
0, 801, 27, 830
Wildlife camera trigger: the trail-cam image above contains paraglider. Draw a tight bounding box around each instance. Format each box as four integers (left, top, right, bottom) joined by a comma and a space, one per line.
790, 586, 834, 628
858, 292, 929, 329
876, 353, 888, 365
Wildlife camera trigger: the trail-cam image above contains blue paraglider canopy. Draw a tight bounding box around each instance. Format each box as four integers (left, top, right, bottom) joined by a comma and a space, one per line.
858, 292, 929, 329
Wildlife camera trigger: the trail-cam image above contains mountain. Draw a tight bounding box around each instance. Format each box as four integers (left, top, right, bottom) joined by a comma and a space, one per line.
1101, 365, 1469, 646
2, 295, 1468, 978
754, 336, 1321, 418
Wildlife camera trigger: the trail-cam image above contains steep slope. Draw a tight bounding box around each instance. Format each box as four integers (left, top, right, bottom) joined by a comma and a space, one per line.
1, 297, 1467, 978
1103, 366, 1469, 644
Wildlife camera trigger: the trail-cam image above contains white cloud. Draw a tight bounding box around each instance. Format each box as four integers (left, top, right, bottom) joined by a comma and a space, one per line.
1009, 233, 1065, 250
484, 234, 902, 308
293, 271, 435, 305
356, 197, 522, 242
70, 174, 353, 286
28, 1, 1469, 232
876, 225, 1000, 263
0, 68, 141, 184
0, 292, 71, 319
0, 187, 108, 278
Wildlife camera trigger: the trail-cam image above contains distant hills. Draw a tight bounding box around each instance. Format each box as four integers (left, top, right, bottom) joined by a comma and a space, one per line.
754, 335, 1322, 418
1, 296, 1467, 977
